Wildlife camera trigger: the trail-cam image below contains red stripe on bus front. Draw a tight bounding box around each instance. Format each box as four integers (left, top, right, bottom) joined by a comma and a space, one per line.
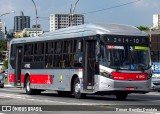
111, 72, 147, 81
9, 74, 52, 84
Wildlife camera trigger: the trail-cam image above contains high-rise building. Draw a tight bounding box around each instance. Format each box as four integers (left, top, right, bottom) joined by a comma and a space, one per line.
50, 14, 84, 32
0, 20, 5, 40
14, 11, 30, 32
153, 14, 160, 29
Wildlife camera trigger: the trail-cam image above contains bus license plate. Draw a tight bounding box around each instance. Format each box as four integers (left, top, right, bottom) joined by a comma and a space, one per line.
125, 87, 135, 91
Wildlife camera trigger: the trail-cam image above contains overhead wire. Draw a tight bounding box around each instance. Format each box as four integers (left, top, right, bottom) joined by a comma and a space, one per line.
81, 0, 142, 15
37, 0, 142, 20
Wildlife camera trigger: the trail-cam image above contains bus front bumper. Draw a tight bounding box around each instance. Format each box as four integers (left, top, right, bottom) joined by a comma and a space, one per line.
94, 75, 151, 94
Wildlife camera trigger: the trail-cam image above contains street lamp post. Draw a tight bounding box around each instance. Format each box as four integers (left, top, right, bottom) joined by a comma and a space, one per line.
31, 0, 38, 36
70, 0, 79, 26
0, 11, 14, 40
0, 11, 14, 18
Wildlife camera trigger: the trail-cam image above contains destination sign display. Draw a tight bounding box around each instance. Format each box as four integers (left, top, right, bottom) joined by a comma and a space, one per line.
102, 36, 149, 45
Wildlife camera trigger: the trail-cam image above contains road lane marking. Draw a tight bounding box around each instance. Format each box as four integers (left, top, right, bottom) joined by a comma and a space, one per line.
0, 93, 160, 113
0, 93, 101, 105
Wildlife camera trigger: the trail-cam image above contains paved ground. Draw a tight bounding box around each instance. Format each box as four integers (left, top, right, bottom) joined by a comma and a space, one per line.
0, 85, 160, 114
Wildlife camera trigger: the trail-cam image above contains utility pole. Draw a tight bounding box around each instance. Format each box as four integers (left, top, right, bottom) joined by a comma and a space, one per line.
31, 0, 38, 36
70, 0, 79, 26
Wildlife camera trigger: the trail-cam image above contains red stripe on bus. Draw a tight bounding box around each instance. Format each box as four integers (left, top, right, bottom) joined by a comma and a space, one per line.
30, 74, 52, 84
9, 74, 52, 84
9, 74, 25, 83
9, 74, 14, 82
111, 72, 147, 81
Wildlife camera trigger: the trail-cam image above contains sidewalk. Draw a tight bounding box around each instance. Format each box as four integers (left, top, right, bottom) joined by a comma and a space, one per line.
4, 84, 13, 88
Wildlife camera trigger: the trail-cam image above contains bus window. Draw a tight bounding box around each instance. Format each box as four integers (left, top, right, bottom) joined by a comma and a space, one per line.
73, 40, 77, 53
45, 55, 53, 68
73, 40, 83, 67
23, 44, 33, 62
10, 45, 16, 61
46, 42, 54, 54
34, 43, 44, 55
10, 44, 16, 68
63, 40, 73, 67
56, 41, 62, 54
34, 42, 44, 62
53, 41, 62, 67
24, 44, 33, 55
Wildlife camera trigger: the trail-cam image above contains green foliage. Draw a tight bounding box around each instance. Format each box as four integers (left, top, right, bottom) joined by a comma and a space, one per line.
4, 78, 8, 84
7, 33, 14, 38
0, 52, 3, 61
23, 33, 29, 37
137, 26, 149, 31
3, 60, 8, 69
0, 41, 7, 51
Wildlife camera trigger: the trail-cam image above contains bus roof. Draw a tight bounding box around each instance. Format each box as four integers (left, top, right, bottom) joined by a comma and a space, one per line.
11, 23, 148, 44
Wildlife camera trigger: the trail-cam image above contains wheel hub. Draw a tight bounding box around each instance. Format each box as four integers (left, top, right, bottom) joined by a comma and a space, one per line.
26, 80, 30, 92
75, 83, 80, 94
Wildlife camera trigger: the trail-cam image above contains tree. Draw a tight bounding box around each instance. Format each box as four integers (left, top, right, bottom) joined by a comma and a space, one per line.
137, 26, 149, 31
3, 60, 8, 69
23, 33, 29, 37
0, 41, 7, 62
6, 33, 14, 38
0, 41, 7, 51
0, 52, 3, 62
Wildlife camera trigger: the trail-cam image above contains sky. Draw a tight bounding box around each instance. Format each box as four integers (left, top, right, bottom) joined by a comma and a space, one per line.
0, 0, 160, 32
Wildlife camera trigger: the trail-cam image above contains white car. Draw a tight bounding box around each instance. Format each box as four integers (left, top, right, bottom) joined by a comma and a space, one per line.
0, 74, 4, 88
151, 74, 160, 92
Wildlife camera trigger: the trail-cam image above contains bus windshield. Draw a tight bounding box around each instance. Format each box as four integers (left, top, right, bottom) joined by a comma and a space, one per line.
100, 45, 151, 70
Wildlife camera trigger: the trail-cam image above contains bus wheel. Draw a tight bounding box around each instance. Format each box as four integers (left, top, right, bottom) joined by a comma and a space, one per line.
25, 77, 41, 95
73, 77, 86, 99
115, 93, 128, 100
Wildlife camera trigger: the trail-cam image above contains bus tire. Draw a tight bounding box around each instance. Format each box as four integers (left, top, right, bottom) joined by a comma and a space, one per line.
115, 93, 128, 100
73, 77, 86, 99
25, 77, 41, 95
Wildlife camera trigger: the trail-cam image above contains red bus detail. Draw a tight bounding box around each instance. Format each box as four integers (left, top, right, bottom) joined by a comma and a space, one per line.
9, 74, 14, 82
9, 74, 52, 84
111, 72, 147, 81
30, 74, 52, 84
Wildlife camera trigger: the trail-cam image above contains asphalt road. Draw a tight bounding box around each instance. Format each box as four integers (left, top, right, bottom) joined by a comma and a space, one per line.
0, 85, 160, 114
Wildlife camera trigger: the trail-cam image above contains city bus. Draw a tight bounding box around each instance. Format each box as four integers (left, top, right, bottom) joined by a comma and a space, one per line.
8, 23, 152, 100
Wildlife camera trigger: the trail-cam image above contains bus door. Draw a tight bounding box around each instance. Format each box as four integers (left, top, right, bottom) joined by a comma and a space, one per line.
84, 40, 96, 91
15, 46, 23, 86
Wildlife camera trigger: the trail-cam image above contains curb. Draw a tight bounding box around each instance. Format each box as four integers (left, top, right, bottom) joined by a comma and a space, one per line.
4, 84, 13, 87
